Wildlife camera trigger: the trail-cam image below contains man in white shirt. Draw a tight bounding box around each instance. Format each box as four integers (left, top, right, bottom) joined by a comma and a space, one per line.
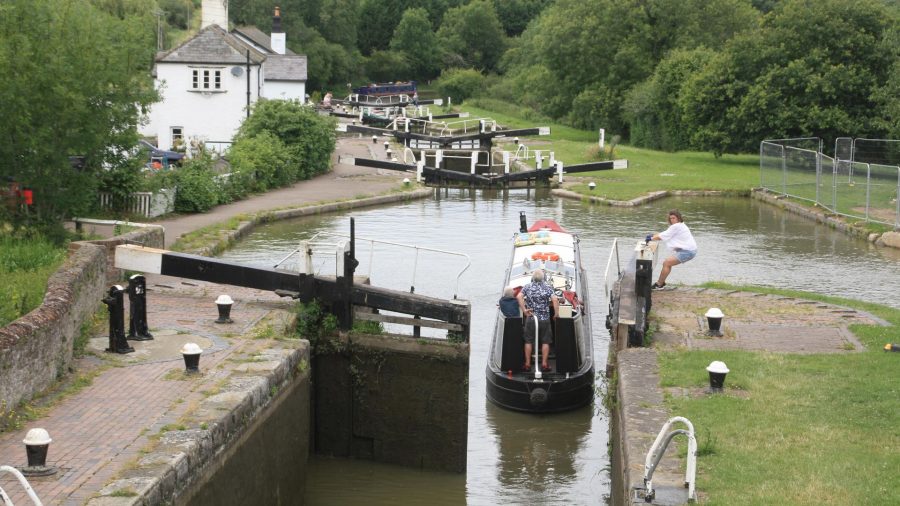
651, 209, 697, 289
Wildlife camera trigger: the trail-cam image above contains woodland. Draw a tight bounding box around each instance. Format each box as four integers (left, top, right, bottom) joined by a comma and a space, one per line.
0, 0, 898, 227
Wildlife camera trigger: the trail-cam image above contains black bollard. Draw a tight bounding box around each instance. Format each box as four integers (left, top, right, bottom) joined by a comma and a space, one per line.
102, 285, 134, 354
127, 274, 153, 341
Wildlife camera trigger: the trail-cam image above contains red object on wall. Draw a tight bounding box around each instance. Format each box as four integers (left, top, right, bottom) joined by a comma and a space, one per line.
22, 188, 33, 205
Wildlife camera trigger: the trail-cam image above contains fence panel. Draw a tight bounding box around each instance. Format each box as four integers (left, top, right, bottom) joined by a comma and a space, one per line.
760, 142, 785, 191
762, 137, 899, 229
781, 146, 820, 204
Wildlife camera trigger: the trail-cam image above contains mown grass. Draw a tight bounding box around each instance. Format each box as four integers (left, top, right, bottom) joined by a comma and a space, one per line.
0, 234, 67, 326
460, 101, 760, 201
658, 283, 900, 505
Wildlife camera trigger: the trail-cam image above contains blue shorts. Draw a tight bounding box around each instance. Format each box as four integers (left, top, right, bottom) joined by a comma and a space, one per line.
674, 249, 696, 263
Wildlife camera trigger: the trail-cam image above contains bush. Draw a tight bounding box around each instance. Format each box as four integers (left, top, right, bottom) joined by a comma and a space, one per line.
235, 99, 336, 180
434, 68, 487, 103
173, 156, 220, 213
228, 132, 292, 193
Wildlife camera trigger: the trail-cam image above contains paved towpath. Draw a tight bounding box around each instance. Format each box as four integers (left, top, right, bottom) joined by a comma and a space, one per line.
156, 134, 406, 247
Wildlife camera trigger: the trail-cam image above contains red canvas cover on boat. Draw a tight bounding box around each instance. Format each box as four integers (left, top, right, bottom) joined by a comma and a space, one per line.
527, 220, 567, 233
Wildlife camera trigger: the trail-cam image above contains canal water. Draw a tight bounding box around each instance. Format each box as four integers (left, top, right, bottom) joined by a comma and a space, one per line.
217, 189, 900, 505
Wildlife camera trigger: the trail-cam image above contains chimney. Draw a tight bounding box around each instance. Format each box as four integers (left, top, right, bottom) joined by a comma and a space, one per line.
271, 6, 286, 55
201, 0, 229, 29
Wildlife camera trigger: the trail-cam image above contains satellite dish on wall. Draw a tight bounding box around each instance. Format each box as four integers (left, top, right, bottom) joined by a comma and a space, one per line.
231, 66, 244, 77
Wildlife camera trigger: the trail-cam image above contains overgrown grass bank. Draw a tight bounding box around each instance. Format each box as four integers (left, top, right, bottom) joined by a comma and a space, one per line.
460, 101, 759, 201
658, 283, 899, 505
0, 235, 67, 326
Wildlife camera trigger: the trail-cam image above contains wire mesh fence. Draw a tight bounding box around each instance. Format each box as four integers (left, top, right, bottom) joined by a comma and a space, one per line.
760, 137, 900, 229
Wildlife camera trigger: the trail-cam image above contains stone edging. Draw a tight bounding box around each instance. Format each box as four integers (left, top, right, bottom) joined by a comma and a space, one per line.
86, 337, 310, 505
552, 189, 733, 207
750, 189, 900, 246
614, 347, 684, 504
553, 186, 900, 250
187, 188, 431, 257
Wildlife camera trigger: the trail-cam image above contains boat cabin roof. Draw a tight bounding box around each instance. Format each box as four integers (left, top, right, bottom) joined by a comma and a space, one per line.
507, 230, 577, 290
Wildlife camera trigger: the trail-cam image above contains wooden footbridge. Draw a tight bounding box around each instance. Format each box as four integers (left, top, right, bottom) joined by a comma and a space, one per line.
114, 220, 470, 341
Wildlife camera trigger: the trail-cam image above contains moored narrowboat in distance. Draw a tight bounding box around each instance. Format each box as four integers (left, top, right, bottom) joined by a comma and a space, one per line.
352, 81, 417, 97
485, 212, 595, 413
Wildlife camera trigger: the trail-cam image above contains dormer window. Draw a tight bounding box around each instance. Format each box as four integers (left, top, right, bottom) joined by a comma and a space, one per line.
191, 69, 222, 90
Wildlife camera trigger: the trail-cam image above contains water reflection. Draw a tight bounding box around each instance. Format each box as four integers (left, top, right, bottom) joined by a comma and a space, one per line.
485, 403, 593, 503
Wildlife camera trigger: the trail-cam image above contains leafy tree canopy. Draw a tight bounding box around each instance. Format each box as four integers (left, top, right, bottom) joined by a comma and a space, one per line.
0, 0, 158, 226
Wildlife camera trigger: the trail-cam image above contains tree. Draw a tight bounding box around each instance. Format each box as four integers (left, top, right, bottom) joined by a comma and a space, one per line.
390, 7, 441, 79
0, 0, 159, 228
680, 0, 897, 155
491, 0, 552, 37
496, 0, 759, 135
436, 0, 507, 72
624, 48, 715, 151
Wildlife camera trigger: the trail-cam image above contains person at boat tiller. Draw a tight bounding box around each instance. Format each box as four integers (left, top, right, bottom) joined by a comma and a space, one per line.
516, 270, 560, 372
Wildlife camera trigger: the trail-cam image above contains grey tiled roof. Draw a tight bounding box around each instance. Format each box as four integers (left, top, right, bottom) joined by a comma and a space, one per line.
156, 24, 266, 65
265, 55, 307, 81
232, 26, 297, 56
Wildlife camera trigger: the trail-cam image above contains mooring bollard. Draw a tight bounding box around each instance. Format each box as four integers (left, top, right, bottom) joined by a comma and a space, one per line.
180, 342, 202, 374
706, 361, 729, 393
20, 428, 57, 476
705, 307, 724, 337
215, 294, 234, 324
127, 274, 153, 341
102, 285, 134, 354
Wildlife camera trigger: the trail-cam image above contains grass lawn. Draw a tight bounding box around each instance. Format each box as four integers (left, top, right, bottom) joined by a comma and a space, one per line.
658, 283, 900, 505
459, 101, 760, 201
0, 235, 67, 326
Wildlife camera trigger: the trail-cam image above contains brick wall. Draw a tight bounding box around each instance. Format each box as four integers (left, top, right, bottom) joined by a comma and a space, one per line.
0, 227, 164, 408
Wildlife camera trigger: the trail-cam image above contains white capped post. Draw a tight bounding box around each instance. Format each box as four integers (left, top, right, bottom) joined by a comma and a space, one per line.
471, 151, 478, 175
535, 150, 542, 170
599, 128, 605, 149
557, 161, 564, 183
503, 151, 510, 174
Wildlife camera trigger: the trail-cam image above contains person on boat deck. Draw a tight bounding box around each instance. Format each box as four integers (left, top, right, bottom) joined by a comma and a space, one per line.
651, 209, 697, 289
498, 287, 520, 318
517, 270, 559, 372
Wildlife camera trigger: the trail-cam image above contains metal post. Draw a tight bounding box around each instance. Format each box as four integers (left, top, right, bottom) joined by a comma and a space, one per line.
557, 161, 564, 184
127, 274, 153, 341
865, 163, 871, 222
471, 151, 477, 175
102, 285, 133, 354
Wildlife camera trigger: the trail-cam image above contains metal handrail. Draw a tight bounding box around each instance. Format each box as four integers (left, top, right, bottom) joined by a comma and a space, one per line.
275, 232, 471, 299
642, 416, 697, 503
0, 465, 43, 506
603, 238, 620, 302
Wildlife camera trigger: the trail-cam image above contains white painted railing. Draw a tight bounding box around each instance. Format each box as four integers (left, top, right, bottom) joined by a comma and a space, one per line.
642, 416, 698, 503
0, 465, 43, 506
98, 189, 175, 218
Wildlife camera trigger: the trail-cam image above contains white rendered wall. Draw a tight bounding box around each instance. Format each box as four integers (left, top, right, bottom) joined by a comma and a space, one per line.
144, 63, 260, 151
263, 81, 306, 102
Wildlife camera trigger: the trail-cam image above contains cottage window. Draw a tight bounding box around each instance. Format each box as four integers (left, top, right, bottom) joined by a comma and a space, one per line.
191, 69, 222, 90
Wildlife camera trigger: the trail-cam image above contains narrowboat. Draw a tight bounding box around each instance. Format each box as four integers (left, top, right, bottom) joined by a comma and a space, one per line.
485, 213, 595, 413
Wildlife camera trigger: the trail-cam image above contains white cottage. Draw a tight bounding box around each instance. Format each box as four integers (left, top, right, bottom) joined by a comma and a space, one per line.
141, 2, 307, 152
